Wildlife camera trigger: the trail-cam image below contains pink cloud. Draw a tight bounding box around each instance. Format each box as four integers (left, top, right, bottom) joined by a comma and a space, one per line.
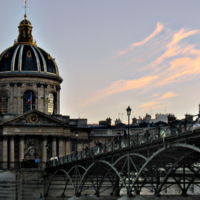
157, 55, 200, 85
103, 76, 159, 95
139, 101, 162, 108
76, 23, 200, 110
149, 93, 159, 98
150, 28, 200, 70
168, 29, 200, 48
158, 92, 177, 100
115, 22, 164, 57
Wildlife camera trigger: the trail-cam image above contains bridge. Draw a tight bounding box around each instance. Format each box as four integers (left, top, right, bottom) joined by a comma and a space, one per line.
44, 114, 200, 198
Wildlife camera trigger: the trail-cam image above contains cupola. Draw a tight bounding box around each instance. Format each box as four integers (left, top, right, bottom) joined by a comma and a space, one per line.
15, 14, 36, 46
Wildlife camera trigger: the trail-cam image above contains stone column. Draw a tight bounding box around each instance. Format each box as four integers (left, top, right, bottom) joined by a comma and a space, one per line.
56, 86, 60, 114
59, 136, 65, 158
17, 82, 22, 114
37, 83, 43, 112
52, 136, 57, 157
3, 136, 8, 169
9, 83, 14, 113
19, 136, 24, 162
42, 136, 47, 167
44, 84, 48, 114
65, 139, 71, 155
10, 136, 15, 168
13, 83, 18, 114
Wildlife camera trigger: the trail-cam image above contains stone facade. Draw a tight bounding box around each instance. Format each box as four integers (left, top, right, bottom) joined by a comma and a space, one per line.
0, 76, 61, 115
0, 15, 91, 169
0, 110, 90, 166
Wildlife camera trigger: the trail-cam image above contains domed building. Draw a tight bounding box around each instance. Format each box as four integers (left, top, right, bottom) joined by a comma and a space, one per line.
0, 15, 90, 172
0, 14, 62, 115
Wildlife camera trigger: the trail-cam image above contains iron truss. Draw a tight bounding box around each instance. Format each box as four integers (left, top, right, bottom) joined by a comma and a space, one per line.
45, 115, 200, 197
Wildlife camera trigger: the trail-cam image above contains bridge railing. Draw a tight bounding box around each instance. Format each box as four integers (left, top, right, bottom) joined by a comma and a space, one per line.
46, 114, 200, 168
158, 114, 200, 139
132, 114, 200, 144
47, 139, 132, 168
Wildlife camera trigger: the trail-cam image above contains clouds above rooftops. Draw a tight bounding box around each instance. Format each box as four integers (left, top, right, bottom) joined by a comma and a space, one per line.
76, 22, 200, 115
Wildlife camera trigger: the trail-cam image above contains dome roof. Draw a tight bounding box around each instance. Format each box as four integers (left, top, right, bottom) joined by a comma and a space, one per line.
19, 17, 32, 27
0, 15, 62, 82
0, 44, 62, 82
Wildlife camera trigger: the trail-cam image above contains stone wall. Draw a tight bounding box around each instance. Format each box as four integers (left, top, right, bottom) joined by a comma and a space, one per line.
0, 169, 45, 200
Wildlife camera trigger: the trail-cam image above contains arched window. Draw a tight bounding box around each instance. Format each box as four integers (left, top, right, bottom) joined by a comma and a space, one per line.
23, 90, 35, 113
48, 93, 54, 115
0, 91, 8, 114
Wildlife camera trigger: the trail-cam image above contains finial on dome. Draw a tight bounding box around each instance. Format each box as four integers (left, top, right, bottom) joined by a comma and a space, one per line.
14, 0, 36, 46
23, 0, 28, 18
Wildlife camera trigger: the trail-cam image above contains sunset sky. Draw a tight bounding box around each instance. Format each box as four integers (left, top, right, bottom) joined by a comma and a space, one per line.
1, 1, 200, 124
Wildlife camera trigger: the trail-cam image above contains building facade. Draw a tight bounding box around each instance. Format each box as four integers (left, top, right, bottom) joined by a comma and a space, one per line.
0, 14, 91, 169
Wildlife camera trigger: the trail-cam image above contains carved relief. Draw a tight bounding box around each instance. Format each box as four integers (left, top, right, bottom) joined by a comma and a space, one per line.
24, 137, 42, 159
5, 113, 63, 126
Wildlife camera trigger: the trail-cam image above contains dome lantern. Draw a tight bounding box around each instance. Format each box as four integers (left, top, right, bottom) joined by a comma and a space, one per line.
14, 15, 36, 46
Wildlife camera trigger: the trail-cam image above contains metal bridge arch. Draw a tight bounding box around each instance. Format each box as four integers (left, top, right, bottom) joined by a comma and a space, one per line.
45, 165, 87, 197
130, 143, 200, 192
68, 165, 86, 174
77, 160, 129, 194
113, 153, 147, 173
156, 151, 194, 194
76, 154, 147, 195
46, 169, 76, 196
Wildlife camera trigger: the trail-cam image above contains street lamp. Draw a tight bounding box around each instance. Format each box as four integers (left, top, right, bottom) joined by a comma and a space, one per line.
75, 131, 79, 196
75, 131, 79, 157
126, 106, 132, 136
126, 106, 132, 197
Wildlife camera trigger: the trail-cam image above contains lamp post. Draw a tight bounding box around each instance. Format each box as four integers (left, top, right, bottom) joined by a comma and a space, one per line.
126, 106, 132, 197
126, 106, 132, 137
75, 131, 79, 158
75, 131, 79, 197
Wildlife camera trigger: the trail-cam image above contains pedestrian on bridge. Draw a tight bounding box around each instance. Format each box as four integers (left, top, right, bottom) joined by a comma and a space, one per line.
95, 141, 102, 154
83, 146, 89, 157
117, 133, 122, 149
193, 118, 200, 130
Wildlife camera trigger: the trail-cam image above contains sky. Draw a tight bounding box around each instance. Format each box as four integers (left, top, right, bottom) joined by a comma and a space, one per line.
1, 0, 200, 124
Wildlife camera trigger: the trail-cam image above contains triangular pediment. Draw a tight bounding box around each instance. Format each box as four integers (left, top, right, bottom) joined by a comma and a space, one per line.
2, 110, 67, 126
